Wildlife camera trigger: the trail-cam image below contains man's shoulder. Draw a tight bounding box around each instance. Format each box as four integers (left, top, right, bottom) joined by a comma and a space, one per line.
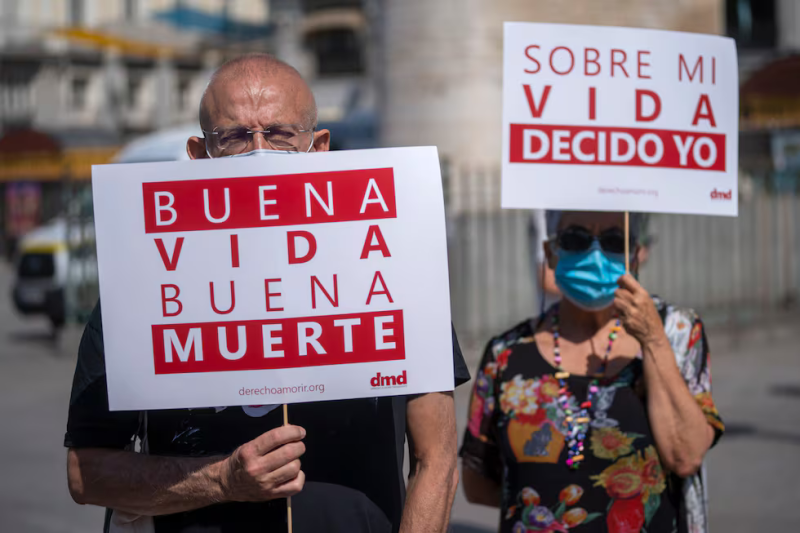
79, 301, 105, 363
85, 300, 103, 336
69, 301, 107, 403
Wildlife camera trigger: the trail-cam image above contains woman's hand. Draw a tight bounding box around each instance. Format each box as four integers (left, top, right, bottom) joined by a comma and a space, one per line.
613, 274, 668, 349
615, 274, 716, 477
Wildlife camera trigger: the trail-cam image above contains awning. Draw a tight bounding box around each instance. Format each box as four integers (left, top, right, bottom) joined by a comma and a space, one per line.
0, 128, 120, 182
301, 9, 366, 34
741, 54, 800, 130
154, 6, 273, 40
51, 27, 178, 58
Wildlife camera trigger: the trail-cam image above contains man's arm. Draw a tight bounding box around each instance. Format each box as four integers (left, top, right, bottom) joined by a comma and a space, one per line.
67, 425, 306, 516
400, 391, 458, 533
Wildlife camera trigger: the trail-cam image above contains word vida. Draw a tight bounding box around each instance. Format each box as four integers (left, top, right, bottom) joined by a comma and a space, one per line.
142, 168, 408, 374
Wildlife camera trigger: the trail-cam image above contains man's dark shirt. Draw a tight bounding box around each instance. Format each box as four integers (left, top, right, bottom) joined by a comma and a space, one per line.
65, 302, 470, 533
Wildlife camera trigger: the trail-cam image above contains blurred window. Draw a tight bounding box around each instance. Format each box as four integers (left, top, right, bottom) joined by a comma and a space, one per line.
18, 253, 55, 279
0, 74, 31, 115
0, 1, 19, 25
302, 0, 362, 13
70, 76, 89, 110
307, 29, 364, 76
726, 0, 776, 48
70, 0, 85, 27
125, 0, 138, 21
127, 76, 142, 109
177, 76, 192, 110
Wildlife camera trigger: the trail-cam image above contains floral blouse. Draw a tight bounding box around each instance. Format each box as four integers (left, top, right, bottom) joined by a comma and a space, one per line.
460, 299, 724, 533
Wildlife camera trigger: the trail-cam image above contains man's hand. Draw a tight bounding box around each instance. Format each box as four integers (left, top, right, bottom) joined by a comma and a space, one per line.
613, 273, 668, 349
67, 424, 307, 516
221, 425, 307, 502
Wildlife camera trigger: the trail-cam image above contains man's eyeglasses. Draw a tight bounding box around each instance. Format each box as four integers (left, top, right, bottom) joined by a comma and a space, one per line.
555, 225, 631, 255
203, 124, 315, 157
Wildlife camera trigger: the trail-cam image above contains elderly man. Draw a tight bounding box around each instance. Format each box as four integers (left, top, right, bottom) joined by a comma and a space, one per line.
66, 54, 469, 533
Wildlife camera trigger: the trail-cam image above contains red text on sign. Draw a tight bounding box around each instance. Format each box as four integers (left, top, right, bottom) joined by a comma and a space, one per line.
152, 310, 405, 374
523, 45, 652, 78
509, 124, 725, 171
679, 54, 716, 84
142, 168, 397, 234
159, 270, 393, 317
710, 188, 732, 200
522, 86, 714, 128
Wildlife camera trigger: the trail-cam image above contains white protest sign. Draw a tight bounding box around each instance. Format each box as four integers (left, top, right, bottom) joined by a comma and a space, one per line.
92, 147, 454, 411
502, 23, 739, 216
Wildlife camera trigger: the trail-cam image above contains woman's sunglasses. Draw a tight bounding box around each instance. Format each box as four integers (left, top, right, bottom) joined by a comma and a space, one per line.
556, 225, 630, 255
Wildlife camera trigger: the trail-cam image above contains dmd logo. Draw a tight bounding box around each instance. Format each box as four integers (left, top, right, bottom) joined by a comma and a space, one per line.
710, 188, 732, 200
370, 371, 408, 388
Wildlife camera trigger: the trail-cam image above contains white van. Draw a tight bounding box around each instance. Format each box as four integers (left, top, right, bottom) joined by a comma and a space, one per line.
11, 125, 200, 328
113, 123, 200, 164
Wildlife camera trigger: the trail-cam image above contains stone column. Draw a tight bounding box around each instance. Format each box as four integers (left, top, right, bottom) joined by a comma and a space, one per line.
777, 0, 800, 50
379, 0, 724, 168
270, 0, 313, 79
153, 54, 177, 130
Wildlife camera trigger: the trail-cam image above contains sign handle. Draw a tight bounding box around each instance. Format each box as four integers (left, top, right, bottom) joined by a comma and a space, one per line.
624, 211, 630, 274
283, 404, 293, 533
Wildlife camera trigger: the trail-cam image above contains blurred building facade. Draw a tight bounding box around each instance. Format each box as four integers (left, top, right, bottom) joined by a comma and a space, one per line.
374, 0, 800, 342
0, 0, 381, 257
1, 0, 798, 332
380, 0, 724, 169
734, 0, 800, 173
0, 0, 272, 255
0, 0, 271, 138
270, 0, 378, 150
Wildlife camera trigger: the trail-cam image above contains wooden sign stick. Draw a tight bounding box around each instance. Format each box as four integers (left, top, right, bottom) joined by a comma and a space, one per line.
624, 211, 630, 274
283, 404, 293, 533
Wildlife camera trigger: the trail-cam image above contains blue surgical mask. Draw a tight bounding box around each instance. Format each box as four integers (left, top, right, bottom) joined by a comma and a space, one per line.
554, 241, 627, 311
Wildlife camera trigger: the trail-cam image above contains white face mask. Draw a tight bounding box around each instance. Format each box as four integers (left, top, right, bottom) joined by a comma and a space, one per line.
208, 148, 304, 158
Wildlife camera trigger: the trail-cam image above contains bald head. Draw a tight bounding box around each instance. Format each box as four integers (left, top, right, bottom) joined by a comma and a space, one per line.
188, 53, 330, 159
199, 53, 318, 131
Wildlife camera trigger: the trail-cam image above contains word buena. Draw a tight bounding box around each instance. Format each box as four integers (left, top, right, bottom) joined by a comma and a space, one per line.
143, 168, 396, 233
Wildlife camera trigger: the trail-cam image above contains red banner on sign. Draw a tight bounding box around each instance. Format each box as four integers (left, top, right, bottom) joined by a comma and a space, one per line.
142, 168, 397, 234
152, 310, 405, 374
509, 124, 726, 171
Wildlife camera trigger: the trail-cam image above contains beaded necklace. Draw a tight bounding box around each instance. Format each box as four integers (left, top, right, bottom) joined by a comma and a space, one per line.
552, 310, 622, 469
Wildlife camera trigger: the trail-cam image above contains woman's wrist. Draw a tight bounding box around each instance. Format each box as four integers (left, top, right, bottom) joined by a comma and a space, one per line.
640, 330, 670, 354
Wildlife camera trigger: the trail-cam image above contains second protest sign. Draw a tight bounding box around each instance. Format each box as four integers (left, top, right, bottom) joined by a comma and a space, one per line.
502, 22, 739, 216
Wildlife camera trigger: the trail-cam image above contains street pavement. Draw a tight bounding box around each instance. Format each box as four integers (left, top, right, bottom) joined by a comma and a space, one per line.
0, 261, 103, 532
1, 258, 799, 532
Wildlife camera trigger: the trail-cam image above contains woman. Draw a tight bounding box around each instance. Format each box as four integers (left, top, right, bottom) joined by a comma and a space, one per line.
460, 211, 724, 533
